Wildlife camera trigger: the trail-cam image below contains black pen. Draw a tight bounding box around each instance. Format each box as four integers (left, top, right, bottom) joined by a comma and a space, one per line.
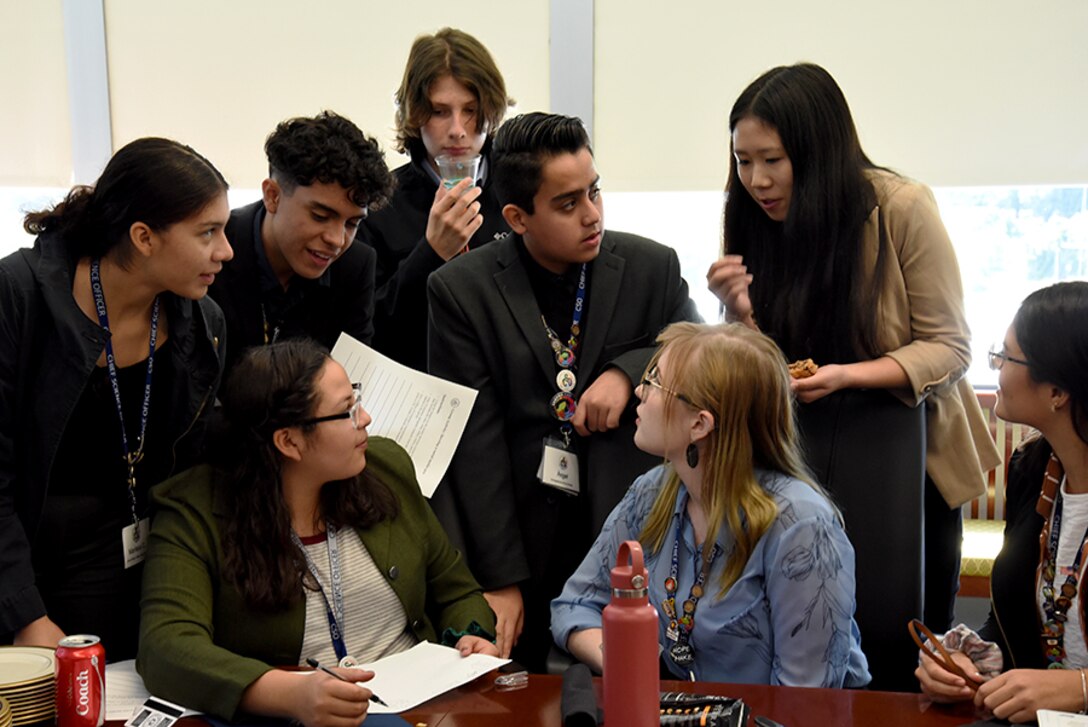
305, 657, 389, 707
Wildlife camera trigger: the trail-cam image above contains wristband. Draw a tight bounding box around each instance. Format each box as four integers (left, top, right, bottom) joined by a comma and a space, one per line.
1079, 668, 1086, 715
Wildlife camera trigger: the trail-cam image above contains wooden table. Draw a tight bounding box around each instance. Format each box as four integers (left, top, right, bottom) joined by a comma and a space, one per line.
395, 672, 982, 727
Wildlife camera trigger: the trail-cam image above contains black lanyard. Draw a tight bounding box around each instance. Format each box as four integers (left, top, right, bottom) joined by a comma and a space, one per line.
90, 258, 160, 527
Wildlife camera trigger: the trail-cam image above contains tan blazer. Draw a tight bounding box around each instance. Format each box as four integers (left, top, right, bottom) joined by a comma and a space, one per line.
863, 170, 1001, 508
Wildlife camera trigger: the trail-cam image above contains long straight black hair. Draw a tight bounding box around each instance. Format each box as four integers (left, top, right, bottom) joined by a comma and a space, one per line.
723, 63, 892, 364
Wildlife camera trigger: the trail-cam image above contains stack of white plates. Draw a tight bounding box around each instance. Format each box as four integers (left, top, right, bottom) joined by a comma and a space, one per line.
0, 696, 15, 727
0, 647, 55, 726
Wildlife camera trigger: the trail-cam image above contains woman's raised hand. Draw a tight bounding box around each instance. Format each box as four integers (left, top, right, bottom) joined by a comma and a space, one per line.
707, 255, 755, 328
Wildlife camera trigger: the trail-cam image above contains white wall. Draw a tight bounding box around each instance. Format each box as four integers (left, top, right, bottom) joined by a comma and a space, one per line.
100, 0, 550, 188
0, 0, 71, 186
3, 1, 1087, 190
594, 0, 1088, 190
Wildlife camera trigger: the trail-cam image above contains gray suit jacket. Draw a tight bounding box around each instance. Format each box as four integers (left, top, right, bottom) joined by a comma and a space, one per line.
426, 230, 700, 591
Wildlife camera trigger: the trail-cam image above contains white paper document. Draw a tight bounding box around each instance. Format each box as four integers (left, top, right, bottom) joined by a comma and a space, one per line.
359, 641, 509, 713
332, 334, 477, 497
1039, 710, 1088, 726
104, 660, 201, 721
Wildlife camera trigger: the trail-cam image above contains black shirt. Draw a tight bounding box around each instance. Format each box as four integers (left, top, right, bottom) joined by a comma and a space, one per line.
35, 338, 176, 660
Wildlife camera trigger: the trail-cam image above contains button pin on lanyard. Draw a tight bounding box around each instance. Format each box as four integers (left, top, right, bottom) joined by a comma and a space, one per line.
545, 263, 587, 433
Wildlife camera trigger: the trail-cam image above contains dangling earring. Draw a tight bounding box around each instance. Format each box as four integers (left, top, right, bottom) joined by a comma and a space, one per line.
685, 443, 699, 468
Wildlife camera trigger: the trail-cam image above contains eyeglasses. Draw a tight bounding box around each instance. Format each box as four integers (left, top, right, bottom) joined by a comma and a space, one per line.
639, 366, 695, 407
298, 383, 367, 430
987, 347, 1030, 371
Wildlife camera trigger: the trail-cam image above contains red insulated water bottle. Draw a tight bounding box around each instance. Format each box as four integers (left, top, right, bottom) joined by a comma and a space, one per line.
603, 540, 659, 727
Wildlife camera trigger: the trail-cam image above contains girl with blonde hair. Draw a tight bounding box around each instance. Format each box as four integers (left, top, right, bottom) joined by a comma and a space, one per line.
551, 322, 870, 686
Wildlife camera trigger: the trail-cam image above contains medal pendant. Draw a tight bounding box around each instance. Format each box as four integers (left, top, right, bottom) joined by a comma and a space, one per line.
550, 391, 577, 422
669, 642, 694, 667
556, 369, 576, 392
338, 655, 358, 668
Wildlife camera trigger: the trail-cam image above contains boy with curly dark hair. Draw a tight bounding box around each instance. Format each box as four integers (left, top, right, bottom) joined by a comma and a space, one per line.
211, 110, 395, 373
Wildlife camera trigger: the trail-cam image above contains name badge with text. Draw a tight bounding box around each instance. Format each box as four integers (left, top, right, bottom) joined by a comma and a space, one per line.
121, 518, 150, 569
536, 436, 580, 495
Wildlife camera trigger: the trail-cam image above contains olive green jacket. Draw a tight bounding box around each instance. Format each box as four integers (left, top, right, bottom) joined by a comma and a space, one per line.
136, 437, 493, 719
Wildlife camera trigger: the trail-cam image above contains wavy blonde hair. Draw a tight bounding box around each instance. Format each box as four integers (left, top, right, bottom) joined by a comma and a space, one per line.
638, 322, 828, 594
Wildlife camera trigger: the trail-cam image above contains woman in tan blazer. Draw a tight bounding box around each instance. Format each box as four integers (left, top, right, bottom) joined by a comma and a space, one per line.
708, 63, 1000, 633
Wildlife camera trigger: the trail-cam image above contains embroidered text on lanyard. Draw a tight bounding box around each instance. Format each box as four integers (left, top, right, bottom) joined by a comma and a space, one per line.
662, 491, 721, 679
291, 524, 349, 662
90, 258, 160, 529
1041, 487, 1088, 668
543, 263, 587, 443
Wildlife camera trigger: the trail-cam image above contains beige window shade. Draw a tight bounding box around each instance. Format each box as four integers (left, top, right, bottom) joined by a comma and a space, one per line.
102, 0, 549, 188
595, 0, 1088, 191
0, 0, 72, 187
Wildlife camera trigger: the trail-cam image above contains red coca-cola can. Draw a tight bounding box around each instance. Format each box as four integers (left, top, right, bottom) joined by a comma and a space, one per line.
55, 634, 106, 727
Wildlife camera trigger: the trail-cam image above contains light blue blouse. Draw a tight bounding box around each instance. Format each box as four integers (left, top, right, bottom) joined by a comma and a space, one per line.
550, 464, 871, 687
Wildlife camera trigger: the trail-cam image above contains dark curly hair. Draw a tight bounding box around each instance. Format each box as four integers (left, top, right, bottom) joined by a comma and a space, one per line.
213, 339, 398, 610
265, 110, 395, 211
394, 28, 513, 158
23, 137, 227, 268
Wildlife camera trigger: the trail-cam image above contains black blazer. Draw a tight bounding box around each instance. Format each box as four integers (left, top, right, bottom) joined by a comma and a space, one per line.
426, 230, 700, 591
359, 155, 509, 371
212, 200, 376, 374
0, 233, 226, 637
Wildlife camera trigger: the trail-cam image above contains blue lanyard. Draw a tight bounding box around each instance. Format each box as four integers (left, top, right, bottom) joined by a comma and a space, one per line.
663, 490, 721, 674
543, 263, 588, 437
292, 524, 348, 661
542, 263, 587, 356
90, 258, 160, 526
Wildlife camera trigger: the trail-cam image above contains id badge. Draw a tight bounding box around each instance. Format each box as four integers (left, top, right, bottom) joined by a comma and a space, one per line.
122, 518, 150, 569
125, 697, 185, 727
536, 436, 580, 495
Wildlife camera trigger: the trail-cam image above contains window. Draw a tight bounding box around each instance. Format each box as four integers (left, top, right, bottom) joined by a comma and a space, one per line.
605, 185, 1088, 387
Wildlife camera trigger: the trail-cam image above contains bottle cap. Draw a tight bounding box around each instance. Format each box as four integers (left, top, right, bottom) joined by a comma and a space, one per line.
610, 540, 649, 596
